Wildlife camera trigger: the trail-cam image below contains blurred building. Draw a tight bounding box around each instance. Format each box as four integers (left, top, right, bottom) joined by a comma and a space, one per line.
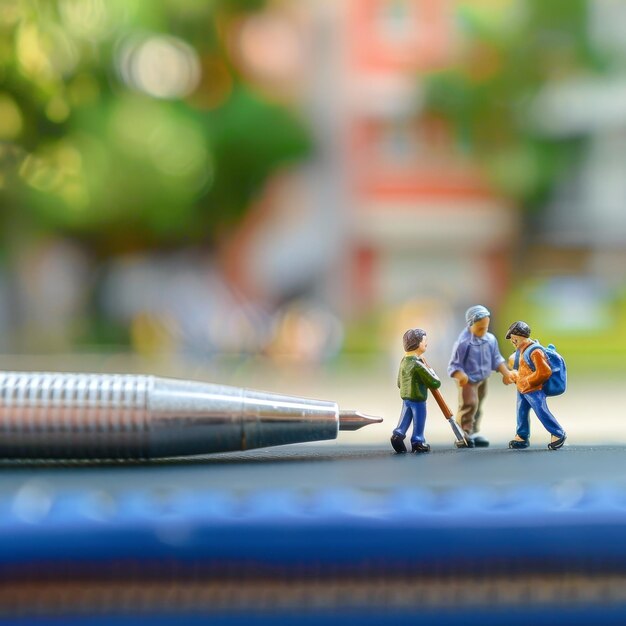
342, 0, 517, 317
204, 0, 626, 365
229, 0, 518, 347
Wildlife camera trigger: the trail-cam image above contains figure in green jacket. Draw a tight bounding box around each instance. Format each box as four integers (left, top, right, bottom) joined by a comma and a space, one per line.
391, 328, 441, 454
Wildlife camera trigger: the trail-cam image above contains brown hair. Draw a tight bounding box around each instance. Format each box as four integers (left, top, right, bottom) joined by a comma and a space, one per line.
403, 328, 426, 352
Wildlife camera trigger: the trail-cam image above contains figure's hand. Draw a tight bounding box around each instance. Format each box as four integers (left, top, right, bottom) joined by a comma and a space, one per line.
509, 368, 524, 392
501, 370, 514, 386
452, 371, 469, 387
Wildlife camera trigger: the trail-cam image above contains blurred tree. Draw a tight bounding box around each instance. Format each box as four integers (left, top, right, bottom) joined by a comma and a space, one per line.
0, 0, 310, 257
424, 0, 599, 212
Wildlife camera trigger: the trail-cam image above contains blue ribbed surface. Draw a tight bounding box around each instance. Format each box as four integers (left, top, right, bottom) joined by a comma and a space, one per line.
2, 479, 626, 624
1, 483, 625, 566
3, 609, 626, 626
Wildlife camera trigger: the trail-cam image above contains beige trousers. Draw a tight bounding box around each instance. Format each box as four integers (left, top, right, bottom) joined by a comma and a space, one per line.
455, 379, 488, 435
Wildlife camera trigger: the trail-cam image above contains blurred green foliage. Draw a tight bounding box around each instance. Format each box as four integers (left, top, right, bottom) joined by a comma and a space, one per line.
0, 0, 310, 255
498, 277, 626, 375
425, 0, 598, 211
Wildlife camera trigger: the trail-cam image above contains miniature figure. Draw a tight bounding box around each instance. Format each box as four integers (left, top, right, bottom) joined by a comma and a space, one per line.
391, 328, 441, 454
447, 305, 513, 447
505, 321, 567, 450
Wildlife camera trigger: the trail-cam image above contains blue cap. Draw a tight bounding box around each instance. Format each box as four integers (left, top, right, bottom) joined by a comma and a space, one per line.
465, 305, 490, 326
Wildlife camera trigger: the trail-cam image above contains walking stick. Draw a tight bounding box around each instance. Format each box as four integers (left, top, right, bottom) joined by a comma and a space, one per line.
430, 387, 468, 447
422, 359, 468, 447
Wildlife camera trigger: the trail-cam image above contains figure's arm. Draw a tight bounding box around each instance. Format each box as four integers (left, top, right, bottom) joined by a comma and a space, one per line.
451, 370, 469, 386
497, 362, 514, 385
418, 360, 442, 390
519, 349, 551, 392
507, 350, 520, 382
491, 337, 513, 385
447, 341, 469, 386
507, 352, 516, 369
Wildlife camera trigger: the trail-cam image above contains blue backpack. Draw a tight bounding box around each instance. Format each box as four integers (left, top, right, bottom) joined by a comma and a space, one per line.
513, 341, 567, 397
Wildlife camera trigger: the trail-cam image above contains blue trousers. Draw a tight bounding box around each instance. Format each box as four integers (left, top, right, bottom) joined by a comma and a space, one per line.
516, 390, 565, 440
393, 399, 427, 444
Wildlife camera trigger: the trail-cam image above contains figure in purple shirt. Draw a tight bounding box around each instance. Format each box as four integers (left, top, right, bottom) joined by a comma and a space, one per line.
447, 305, 513, 447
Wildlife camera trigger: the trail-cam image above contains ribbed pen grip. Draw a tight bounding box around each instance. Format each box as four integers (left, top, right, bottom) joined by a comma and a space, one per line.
0, 372, 152, 459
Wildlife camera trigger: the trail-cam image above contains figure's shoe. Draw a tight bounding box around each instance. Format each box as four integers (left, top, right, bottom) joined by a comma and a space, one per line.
464, 436, 475, 448
547, 433, 567, 450
390, 434, 407, 454
411, 442, 431, 453
508, 437, 530, 449
471, 434, 489, 448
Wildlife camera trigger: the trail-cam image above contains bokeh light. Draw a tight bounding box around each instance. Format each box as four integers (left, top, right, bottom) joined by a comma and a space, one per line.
58, 0, 118, 42
45, 95, 71, 123
0, 94, 23, 140
110, 97, 210, 188
116, 35, 201, 100
16, 21, 78, 81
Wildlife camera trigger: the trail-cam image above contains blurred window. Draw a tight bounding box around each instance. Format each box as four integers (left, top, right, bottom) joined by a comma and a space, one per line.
375, 0, 416, 44
379, 121, 417, 165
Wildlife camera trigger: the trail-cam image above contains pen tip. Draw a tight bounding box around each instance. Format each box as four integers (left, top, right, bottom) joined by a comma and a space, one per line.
338, 410, 384, 431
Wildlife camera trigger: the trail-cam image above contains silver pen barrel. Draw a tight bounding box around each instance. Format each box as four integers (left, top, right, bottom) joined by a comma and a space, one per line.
0, 371, 365, 459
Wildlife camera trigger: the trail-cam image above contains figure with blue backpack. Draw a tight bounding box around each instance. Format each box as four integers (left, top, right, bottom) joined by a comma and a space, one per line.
505, 321, 567, 450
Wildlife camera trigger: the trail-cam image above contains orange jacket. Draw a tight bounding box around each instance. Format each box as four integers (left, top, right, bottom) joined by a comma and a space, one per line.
516, 344, 552, 394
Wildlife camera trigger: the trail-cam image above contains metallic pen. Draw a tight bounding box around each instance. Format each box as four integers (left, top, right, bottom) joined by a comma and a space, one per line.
0, 371, 382, 459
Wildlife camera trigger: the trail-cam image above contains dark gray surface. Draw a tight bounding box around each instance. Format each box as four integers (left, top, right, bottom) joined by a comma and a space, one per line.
0, 444, 621, 496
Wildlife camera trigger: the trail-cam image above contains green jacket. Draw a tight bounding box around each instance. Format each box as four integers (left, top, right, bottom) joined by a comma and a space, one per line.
397, 355, 441, 401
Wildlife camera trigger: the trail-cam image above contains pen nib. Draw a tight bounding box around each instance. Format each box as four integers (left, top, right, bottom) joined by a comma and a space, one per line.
338, 410, 383, 431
